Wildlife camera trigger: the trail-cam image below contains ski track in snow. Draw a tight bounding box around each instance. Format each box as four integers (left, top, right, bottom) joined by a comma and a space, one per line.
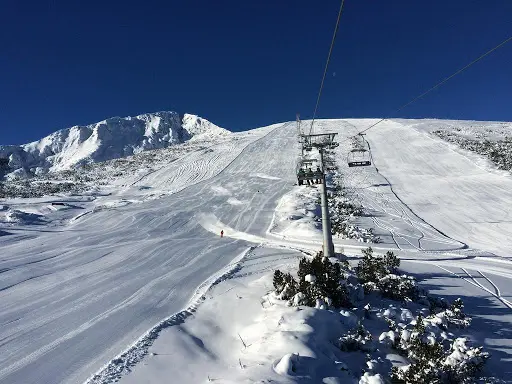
1, 118, 512, 383
85, 246, 256, 384
0, 122, 296, 384
434, 265, 512, 310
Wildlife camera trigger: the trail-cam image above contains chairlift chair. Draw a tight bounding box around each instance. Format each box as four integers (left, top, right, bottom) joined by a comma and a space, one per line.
347, 149, 371, 167
296, 160, 323, 185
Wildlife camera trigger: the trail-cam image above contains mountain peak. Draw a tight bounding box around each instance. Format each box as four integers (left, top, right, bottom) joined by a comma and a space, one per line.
0, 111, 230, 178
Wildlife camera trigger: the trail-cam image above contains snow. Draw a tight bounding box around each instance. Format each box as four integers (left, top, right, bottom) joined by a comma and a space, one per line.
340, 310, 359, 328
0, 121, 295, 384
355, 119, 512, 257
274, 353, 300, 376
1, 117, 512, 383
305, 274, 316, 283
118, 249, 358, 384
0, 111, 230, 176
359, 372, 385, 384
182, 113, 230, 140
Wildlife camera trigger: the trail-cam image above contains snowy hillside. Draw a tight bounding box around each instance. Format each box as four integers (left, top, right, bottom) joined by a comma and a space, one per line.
1, 117, 512, 384
0, 112, 229, 178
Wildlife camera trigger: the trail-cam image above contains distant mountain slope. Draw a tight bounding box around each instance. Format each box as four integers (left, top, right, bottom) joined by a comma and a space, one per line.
0, 112, 230, 178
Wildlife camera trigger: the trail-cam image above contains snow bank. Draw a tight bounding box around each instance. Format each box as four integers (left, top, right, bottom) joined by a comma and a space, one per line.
268, 185, 322, 239
0, 209, 46, 225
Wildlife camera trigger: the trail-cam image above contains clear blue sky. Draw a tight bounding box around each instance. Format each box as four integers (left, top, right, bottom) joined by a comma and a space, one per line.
1, 0, 511, 145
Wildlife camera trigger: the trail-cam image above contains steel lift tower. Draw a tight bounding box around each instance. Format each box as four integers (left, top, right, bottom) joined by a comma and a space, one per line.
300, 132, 339, 257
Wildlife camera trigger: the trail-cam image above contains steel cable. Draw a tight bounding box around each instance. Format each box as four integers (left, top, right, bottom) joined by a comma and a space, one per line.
309, 0, 345, 136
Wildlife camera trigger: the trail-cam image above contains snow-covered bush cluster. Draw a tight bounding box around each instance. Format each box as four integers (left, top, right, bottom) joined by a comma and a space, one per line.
273, 247, 425, 311
0, 180, 80, 198
338, 322, 376, 352
433, 130, 512, 171
273, 251, 353, 308
328, 175, 381, 243
389, 313, 487, 383
271, 247, 488, 383
355, 247, 420, 302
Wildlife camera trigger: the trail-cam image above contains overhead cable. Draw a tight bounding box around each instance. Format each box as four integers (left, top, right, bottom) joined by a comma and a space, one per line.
356, 35, 512, 137
309, 0, 346, 136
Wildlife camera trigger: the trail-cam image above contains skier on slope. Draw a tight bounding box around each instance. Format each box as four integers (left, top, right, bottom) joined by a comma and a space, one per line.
220, 230, 224, 238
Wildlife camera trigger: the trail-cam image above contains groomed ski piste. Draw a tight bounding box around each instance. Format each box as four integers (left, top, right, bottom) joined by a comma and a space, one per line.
1, 118, 511, 383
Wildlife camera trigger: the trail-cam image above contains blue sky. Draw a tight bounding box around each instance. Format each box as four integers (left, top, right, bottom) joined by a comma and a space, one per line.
1, 0, 511, 144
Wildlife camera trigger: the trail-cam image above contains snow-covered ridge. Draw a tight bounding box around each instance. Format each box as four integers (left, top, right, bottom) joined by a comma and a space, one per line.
0, 112, 230, 177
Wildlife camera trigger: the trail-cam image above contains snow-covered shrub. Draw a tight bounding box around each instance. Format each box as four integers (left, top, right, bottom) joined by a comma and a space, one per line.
356, 247, 399, 284
296, 252, 351, 308
332, 221, 380, 243
383, 250, 400, 271
339, 322, 376, 352
355, 248, 421, 302
0, 179, 79, 198
425, 298, 471, 332
332, 199, 363, 217
426, 295, 449, 313
377, 274, 419, 302
273, 270, 298, 300
344, 279, 365, 303
444, 298, 471, 328
391, 314, 446, 383
273, 252, 351, 308
390, 314, 488, 384
273, 269, 285, 291
442, 338, 489, 382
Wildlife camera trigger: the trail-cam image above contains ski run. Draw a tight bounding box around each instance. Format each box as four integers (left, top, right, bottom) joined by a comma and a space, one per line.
1, 117, 512, 383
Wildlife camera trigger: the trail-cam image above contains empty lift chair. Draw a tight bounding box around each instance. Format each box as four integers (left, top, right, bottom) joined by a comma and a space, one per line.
347, 149, 371, 167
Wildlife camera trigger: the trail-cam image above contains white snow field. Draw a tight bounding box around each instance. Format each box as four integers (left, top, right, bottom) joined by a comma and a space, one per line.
1, 118, 512, 383
357, 119, 512, 258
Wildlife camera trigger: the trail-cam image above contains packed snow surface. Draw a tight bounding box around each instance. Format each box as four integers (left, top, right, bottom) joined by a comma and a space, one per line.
0, 117, 511, 383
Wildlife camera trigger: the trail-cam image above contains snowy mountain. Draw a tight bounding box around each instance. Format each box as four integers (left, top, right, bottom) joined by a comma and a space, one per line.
1, 118, 512, 384
0, 111, 229, 178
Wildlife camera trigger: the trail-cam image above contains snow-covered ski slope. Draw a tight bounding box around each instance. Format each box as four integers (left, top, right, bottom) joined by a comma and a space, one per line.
1, 118, 511, 383
356, 119, 512, 257
0, 122, 297, 384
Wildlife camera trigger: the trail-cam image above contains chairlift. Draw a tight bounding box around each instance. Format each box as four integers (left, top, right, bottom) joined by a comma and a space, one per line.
347, 149, 371, 167
296, 160, 323, 185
